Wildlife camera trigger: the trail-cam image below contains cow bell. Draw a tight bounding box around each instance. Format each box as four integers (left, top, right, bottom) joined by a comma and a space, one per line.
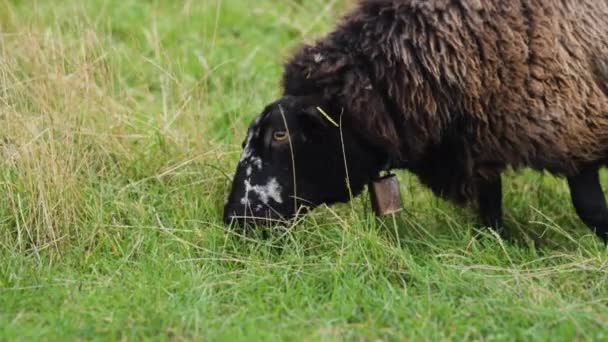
369, 173, 403, 216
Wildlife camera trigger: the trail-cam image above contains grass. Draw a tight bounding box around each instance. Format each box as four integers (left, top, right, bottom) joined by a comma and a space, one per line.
0, 0, 607, 340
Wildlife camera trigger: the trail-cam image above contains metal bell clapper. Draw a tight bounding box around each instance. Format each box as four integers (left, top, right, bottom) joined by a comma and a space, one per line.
369, 172, 403, 216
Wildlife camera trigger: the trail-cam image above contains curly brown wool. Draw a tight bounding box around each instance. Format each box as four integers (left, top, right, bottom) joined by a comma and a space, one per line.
283, 0, 608, 205
223, 0, 608, 240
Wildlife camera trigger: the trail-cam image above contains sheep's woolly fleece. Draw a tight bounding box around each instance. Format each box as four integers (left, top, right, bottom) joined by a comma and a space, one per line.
283, 0, 608, 203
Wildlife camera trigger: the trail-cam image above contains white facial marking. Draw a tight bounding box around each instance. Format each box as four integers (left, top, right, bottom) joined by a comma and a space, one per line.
253, 114, 262, 125
240, 179, 253, 205
237, 118, 280, 209
239, 133, 253, 162
255, 178, 283, 204
251, 156, 263, 170
313, 53, 325, 63
239, 177, 283, 207
239, 130, 263, 171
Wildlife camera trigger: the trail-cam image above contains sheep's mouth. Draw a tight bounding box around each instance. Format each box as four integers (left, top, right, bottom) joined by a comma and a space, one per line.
223, 205, 310, 228
224, 214, 288, 227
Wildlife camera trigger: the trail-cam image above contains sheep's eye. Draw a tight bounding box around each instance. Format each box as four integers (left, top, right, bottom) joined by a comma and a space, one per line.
273, 131, 288, 142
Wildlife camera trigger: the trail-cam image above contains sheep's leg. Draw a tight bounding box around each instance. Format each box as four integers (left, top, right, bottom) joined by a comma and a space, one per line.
567, 166, 608, 242
477, 175, 505, 235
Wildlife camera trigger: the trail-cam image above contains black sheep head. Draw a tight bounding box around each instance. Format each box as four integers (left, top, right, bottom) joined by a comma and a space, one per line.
223, 95, 384, 226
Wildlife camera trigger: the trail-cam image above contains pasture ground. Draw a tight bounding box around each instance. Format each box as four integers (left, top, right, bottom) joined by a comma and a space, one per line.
1, 0, 607, 340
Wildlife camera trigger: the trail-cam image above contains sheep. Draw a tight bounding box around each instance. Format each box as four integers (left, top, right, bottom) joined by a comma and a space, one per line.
223, 0, 608, 241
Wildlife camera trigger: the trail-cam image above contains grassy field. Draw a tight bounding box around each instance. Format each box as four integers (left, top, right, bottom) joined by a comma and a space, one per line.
1, 0, 607, 340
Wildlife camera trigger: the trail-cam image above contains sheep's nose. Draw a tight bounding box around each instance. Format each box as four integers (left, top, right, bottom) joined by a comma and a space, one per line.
223, 206, 260, 227
223, 206, 282, 227
223, 206, 243, 226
